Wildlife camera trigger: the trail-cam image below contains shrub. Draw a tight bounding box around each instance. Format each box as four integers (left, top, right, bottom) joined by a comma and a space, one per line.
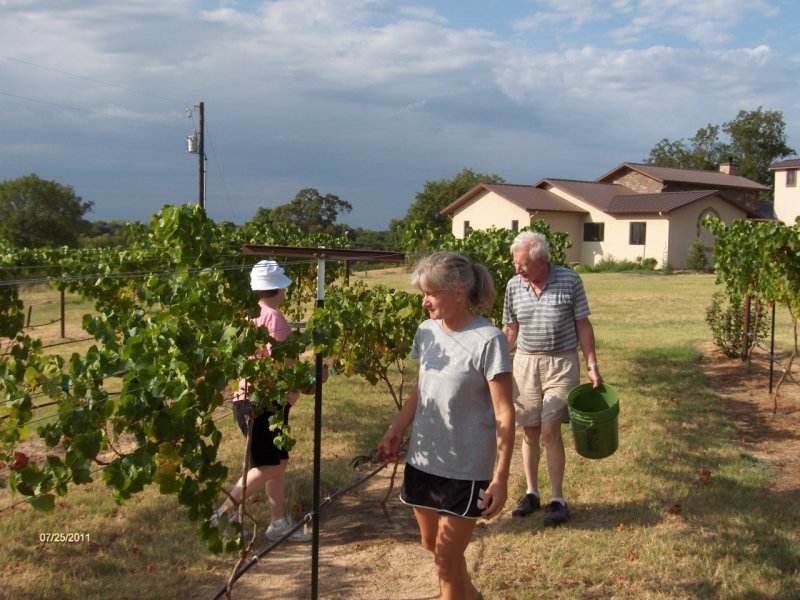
640, 257, 658, 270
705, 291, 770, 358
584, 256, 659, 273
686, 237, 709, 271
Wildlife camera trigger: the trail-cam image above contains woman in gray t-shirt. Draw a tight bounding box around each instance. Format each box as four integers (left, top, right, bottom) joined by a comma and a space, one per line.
377, 251, 514, 600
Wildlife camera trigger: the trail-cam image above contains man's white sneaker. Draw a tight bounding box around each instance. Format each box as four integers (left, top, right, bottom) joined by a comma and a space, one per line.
266, 517, 312, 543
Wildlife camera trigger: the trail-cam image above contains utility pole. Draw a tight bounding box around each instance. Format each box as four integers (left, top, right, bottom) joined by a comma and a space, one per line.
198, 101, 205, 209
187, 102, 206, 209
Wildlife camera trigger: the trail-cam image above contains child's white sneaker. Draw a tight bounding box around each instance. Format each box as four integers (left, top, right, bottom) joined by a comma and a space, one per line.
266, 517, 312, 543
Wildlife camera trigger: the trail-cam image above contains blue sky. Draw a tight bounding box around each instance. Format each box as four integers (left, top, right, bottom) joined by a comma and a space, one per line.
1, 0, 798, 230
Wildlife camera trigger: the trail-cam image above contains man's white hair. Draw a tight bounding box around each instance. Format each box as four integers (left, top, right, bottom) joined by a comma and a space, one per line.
510, 231, 549, 261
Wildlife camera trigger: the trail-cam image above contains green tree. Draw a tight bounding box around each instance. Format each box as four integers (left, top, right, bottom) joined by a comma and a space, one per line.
347, 227, 396, 250
724, 107, 795, 186
78, 220, 138, 248
644, 107, 794, 185
392, 168, 504, 237
250, 188, 352, 236
0, 174, 94, 248
646, 125, 728, 171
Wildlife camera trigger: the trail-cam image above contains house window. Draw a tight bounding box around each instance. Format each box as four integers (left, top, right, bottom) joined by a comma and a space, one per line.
511, 220, 519, 232
787, 170, 797, 187
629, 222, 646, 245
463, 220, 470, 237
583, 223, 604, 242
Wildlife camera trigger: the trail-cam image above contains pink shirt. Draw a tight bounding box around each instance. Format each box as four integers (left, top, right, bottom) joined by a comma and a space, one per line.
233, 303, 292, 402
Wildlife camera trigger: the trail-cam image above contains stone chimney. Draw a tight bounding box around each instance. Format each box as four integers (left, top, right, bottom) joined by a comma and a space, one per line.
719, 156, 739, 176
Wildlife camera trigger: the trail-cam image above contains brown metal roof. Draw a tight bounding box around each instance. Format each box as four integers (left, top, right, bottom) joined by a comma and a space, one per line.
769, 158, 800, 170
596, 162, 771, 191
536, 179, 639, 211
606, 190, 716, 214
440, 183, 585, 215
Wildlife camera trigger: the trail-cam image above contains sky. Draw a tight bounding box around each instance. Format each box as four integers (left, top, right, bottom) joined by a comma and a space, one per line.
1, 0, 799, 230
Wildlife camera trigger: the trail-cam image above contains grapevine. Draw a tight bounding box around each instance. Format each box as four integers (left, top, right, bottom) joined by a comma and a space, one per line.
0, 205, 350, 555
703, 215, 800, 410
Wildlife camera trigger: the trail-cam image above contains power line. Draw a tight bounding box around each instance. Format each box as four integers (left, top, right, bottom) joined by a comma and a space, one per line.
0, 55, 188, 106
204, 123, 237, 222
0, 89, 187, 133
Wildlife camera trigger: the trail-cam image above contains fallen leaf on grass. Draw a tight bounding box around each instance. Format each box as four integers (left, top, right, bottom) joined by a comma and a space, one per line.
697, 469, 712, 485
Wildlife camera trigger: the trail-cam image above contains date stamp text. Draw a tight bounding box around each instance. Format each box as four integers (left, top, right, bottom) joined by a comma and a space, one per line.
39, 532, 91, 543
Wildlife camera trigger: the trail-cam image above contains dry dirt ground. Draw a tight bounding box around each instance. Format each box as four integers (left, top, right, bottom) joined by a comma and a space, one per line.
190, 342, 800, 600
695, 341, 800, 495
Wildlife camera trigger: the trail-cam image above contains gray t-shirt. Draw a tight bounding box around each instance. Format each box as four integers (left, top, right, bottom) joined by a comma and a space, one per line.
407, 316, 512, 481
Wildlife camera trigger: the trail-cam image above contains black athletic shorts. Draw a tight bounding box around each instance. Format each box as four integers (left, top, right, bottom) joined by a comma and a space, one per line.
400, 463, 491, 519
234, 401, 290, 467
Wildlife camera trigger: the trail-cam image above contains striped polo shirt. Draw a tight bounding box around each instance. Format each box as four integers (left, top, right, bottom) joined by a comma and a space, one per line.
502, 264, 591, 353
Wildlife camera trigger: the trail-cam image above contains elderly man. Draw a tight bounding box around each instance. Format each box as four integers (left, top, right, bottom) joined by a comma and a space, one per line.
502, 231, 602, 526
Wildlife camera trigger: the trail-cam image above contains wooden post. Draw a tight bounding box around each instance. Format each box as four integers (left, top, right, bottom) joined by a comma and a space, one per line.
741, 295, 751, 361
769, 302, 776, 393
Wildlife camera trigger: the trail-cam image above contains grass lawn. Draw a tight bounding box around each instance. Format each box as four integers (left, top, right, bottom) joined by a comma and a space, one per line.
1, 271, 798, 599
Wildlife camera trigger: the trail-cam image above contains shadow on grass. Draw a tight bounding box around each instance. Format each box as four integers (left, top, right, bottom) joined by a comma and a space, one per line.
618, 345, 800, 596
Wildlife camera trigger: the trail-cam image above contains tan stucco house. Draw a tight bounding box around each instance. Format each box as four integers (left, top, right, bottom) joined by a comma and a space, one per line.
769, 158, 800, 225
441, 162, 767, 269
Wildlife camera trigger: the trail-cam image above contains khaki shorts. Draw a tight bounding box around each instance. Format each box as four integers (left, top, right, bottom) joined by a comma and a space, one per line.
512, 351, 579, 427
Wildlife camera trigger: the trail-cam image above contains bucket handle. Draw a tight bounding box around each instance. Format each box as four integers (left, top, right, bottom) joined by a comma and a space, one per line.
571, 420, 598, 432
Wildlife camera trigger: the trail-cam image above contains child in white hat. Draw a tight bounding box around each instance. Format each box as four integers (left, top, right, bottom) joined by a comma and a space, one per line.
212, 260, 311, 542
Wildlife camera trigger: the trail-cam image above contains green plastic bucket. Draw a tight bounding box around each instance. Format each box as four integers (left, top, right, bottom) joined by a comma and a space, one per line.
567, 382, 620, 459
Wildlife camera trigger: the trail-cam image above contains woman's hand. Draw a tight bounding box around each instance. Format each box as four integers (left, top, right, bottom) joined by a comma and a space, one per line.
479, 478, 508, 519
375, 426, 402, 463
376, 387, 418, 464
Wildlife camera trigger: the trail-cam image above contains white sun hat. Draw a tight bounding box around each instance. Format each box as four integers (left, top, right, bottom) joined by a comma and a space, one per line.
250, 260, 292, 291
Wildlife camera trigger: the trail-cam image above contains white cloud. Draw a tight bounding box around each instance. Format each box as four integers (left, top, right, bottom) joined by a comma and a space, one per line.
612, 0, 779, 46
512, 0, 610, 32
0, 0, 797, 228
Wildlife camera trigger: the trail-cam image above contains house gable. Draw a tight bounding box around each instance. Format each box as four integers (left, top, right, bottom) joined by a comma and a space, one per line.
769, 157, 800, 224
596, 162, 770, 213
440, 183, 584, 216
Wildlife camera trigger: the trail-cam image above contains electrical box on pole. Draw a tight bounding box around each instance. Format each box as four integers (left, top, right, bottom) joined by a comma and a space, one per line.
186, 102, 206, 210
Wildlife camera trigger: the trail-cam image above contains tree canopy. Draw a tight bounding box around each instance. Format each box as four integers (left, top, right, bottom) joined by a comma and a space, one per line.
391, 168, 504, 237
78, 220, 139, 248
644, 107, 795, 186
250, 188, 352, 236
0, 174, 94, 248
